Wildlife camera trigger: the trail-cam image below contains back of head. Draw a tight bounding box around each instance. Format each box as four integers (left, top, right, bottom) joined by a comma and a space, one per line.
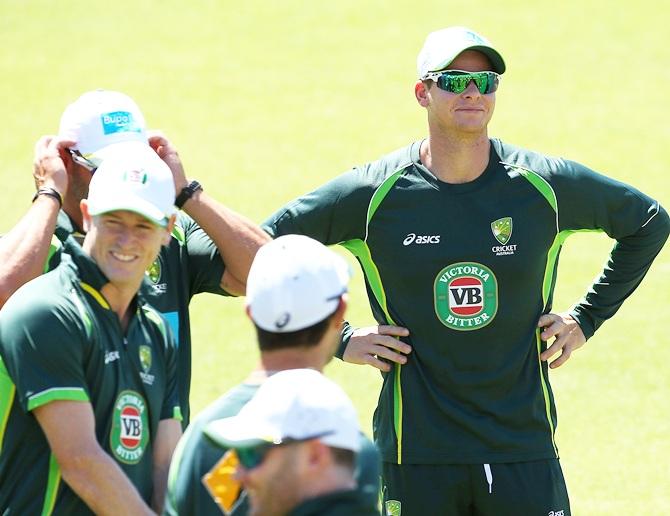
59, 89, 149, 167
246, 235, 351, 350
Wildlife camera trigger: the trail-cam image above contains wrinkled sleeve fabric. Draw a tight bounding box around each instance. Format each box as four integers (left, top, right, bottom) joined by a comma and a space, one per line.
550, 159, 670, 338
179, 213, 230, 297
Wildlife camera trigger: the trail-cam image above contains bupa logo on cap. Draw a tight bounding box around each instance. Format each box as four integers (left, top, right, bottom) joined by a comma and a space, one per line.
464, 30, 486, 44
123, 169, 148, 185
101, 110, 142, 135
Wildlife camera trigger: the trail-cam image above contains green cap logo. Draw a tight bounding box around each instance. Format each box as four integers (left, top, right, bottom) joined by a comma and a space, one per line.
434, 262, 498, 331
110, 390, 149, 464
139, 345, 152, 373
385, 500, 401, 516
146, 257, 162, 284
491, 217, 512, 245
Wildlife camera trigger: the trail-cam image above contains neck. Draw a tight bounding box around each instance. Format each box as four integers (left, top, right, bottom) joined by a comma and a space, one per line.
298, 468, 356, 503
99, 282, 140, 332
421, 130, 490, 183
255, 348, 326, 375
63, 194, 85, 233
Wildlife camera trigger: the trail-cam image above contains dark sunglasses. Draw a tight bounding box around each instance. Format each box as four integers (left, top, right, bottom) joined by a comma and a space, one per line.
423, 70, 500, 95
68, 149, 98, 174
234, 432, 334, 470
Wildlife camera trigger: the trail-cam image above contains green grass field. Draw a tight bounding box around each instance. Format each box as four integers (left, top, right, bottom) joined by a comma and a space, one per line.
2, 1, 669, 513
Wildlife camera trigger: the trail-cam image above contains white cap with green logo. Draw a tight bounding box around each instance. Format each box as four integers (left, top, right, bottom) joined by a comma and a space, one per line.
417, 26, 506, 78
86, 146, 176, 227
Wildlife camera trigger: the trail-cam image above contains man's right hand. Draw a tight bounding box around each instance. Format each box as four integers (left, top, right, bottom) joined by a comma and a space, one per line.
344, 325, 411, 372
32, 136, 74, 197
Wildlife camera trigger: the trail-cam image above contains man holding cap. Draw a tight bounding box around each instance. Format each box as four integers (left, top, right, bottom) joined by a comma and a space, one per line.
262, 27, 669, 514
0, 148, 182, 514
205, 368, 377, 516
0, 89, 269, 424
165, 235, 380, 515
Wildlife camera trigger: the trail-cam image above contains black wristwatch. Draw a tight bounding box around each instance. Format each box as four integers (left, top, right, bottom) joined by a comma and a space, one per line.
175, 180, 203, 209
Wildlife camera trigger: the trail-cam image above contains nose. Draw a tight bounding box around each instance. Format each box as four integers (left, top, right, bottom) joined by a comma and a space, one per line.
234, 464, 248, 483
114, 227, 135, 248
461, 79, 481, 98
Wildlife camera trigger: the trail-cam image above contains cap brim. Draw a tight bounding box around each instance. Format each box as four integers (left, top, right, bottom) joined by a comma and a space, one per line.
86, 140, 151, 167
88, 193, 169, 227
204, 418, 275, 450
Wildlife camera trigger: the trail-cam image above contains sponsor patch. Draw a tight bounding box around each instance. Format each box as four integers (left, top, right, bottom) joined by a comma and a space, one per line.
202, 449, 245, 515
101, 110, 142, 135
403, 233, 441, 246
110, 390, 149, 464
434, 262, 498, 330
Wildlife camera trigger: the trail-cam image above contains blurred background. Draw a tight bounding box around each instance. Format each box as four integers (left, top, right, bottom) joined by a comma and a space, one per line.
1, 0, 668, 512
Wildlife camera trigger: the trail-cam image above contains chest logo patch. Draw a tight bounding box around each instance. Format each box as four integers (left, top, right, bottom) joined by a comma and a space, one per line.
111, 390, 149, 464
434, 262, 498, 330
146, 257, 162, 284
491, 217, 512, 244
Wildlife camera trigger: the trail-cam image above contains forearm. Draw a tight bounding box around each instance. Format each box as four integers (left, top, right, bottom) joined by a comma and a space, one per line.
61, 448, 154, 515
570, 205, 670, 338
151, 419, 182, 513
0, 196, 60, 306
182, 190, 270, 290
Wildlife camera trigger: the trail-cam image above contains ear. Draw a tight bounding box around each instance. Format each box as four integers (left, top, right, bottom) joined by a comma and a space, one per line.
80, 199, 92, 232
415, 80, 430, 107
331, 297, 348, 329
304, 439, 330, 470
162, 214, 177, 246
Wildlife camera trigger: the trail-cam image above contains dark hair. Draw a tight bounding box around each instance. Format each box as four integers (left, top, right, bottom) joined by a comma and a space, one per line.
255, 307, 338, 351
329, 447, 355, 472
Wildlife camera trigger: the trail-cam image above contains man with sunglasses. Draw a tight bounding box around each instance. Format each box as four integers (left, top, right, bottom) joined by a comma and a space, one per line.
0, 90, 269, 425
262, 26, 670, 515
164, 235, 380, 515
205, 368, 378, 516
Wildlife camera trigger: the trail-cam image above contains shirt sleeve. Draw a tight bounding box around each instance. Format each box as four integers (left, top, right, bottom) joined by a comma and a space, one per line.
0, 287, 90, 412
159, 318, 182, 422
176, 213, 230, 298
551, 159, 670, 338
261, 166, 379, 244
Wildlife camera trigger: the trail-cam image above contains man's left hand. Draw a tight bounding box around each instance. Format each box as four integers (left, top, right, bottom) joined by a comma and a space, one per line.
148, 131, 188, 192
538, 312, 586, 369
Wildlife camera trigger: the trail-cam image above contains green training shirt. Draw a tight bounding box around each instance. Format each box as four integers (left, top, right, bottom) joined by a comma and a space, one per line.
0, 239, 181, 515
263, 139, 670, 465
49, 210, 230, 425
165, 378, 381, 515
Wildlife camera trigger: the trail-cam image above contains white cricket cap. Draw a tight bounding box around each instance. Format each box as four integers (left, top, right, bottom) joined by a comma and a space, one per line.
86, 146, 175, 227
59, 89, 149, 166
205, 368, 361, 452
417, 26, 506, 78
247, 234, 351, 333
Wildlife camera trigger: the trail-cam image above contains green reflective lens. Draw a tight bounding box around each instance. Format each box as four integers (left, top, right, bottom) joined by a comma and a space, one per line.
235, 445, 271, 469
434, 71, 499, 94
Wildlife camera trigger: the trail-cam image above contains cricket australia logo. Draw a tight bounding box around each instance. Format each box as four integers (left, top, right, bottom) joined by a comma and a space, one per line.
146, 257, 162, 284
434, 262, 498, 330
385, 500, 401, 516
146, 256, 167, 293
139, 345, 155, 386
490, 217, 517, 256
111, 390, 149, 464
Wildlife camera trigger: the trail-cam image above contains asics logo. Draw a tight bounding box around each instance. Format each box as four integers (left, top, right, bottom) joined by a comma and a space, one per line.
403, 233, 441, 246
